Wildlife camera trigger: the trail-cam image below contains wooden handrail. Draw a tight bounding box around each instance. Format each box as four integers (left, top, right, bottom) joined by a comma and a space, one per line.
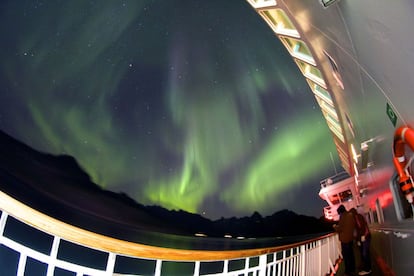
0, 190, 334, 261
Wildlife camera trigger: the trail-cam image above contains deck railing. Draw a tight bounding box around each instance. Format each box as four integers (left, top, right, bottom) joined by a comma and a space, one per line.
0, 191, 341, 275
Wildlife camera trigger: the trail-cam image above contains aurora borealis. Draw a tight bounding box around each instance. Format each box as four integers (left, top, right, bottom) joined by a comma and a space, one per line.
0, 0, 339, 219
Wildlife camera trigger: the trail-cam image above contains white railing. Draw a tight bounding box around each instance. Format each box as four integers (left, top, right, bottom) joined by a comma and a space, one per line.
0, 191, 341, 275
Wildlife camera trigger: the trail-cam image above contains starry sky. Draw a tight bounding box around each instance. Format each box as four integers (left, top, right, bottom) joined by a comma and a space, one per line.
0, 0, 340, 219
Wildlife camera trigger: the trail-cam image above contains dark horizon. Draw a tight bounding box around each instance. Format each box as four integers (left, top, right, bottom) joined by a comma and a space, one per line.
0, 128, 333, 244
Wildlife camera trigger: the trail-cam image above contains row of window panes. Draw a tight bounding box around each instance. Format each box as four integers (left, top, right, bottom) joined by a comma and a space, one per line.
258, 6, 347, 150
307, 80, 346, 149
312, 88, 344, 145
254, 4, 343, 141
252, 4, 350, 173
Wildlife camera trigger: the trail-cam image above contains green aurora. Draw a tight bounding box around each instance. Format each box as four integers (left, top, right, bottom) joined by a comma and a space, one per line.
0, 0, 339, 219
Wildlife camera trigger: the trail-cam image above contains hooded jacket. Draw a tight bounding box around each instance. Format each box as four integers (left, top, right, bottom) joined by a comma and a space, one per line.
334, 210, 356, 243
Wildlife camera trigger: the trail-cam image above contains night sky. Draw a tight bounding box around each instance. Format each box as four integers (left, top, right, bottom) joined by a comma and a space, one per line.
0, 0, 339, 219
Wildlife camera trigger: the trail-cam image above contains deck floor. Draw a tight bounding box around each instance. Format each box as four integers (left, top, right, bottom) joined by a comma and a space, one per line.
333, 246, 382, 276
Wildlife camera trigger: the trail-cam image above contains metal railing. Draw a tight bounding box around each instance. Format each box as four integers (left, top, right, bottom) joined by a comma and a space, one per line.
0, 191, 341, 275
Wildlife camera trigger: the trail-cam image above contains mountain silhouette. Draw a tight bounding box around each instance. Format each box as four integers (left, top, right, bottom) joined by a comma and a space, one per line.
0, 130, 333, 240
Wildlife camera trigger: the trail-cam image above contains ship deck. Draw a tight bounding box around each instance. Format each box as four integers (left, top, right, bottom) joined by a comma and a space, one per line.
335, 249, 385, 276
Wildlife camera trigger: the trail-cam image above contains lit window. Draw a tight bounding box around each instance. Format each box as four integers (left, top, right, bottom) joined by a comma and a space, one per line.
259, 8, 300, 37
338, 189, 353, 202
306, 80, 334, 106
328, 194, 340, 205
280, 36, 315, 65
295, 60, 326, 88
328, 189, 353, 205
247, 0, 277, 9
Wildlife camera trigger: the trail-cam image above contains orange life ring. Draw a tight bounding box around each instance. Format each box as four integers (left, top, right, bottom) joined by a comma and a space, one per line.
393, 126, 414, 203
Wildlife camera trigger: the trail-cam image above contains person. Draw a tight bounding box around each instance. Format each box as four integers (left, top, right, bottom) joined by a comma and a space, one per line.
352, 207, 372, 275
334, 205, 356, 275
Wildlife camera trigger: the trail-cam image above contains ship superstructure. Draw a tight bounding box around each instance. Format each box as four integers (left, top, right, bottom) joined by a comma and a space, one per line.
245, 0, 414, 274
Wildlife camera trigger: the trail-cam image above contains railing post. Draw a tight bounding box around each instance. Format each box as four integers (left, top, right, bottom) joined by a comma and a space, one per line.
46, 236, 60, 276
327, 236, 334, 274
300, 245, 306, 276
17, 253, 27, 276
259, 254, 267, 276
318, 239, 322, 276
0, 211, 7, 236
223, 259, 229, 274
106, 252, 116, 275
245, 257, 250, 274
155, 259, 162, 276
193, 260, 200, 276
